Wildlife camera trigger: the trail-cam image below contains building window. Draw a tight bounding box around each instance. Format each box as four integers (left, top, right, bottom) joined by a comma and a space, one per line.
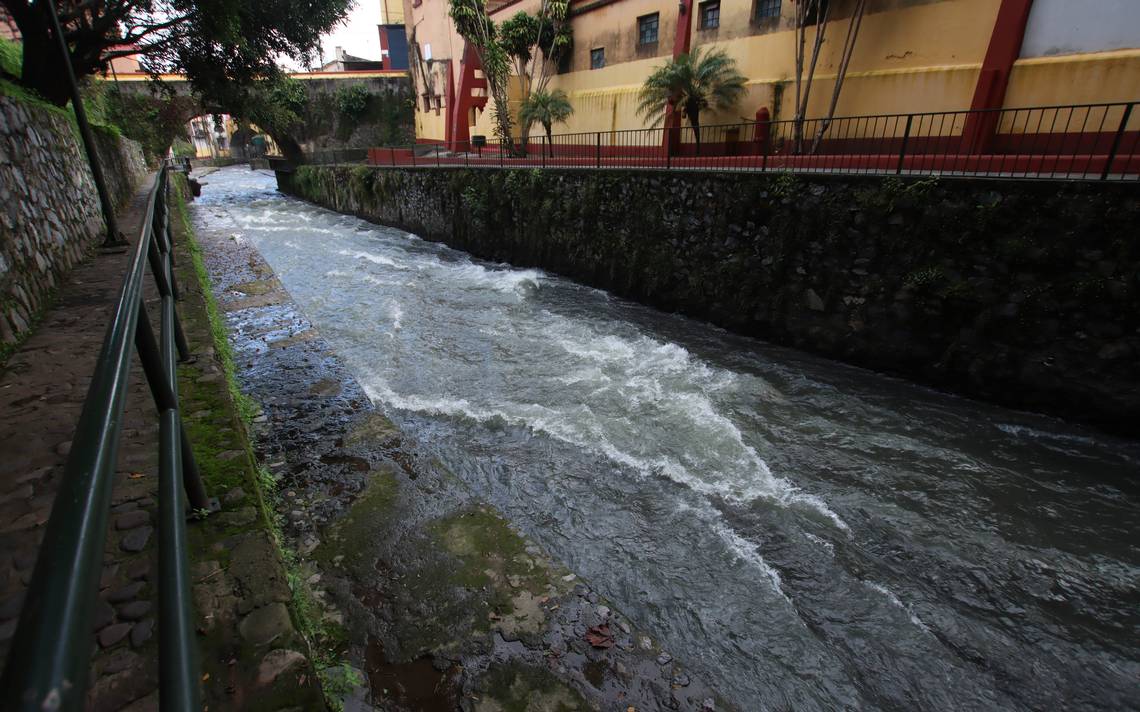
638, 13, 659, 45
590, 47, 605, 69
755, 0, 780, 20
699, 0, 720, 29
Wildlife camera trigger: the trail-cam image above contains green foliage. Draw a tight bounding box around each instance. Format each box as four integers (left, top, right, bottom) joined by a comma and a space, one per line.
450, 0, 514, 144
177, 193, 258, 426
0, 37, 20, 78
768, 172, 800, 199
334, 84, 371, 122
463, 184, 490, 228
905, 266, 945, 289
5, 0, 354, 107
637, 47, 746, 134
319, 664, 365, 712
499, 12, 541, 64
172, 138, 196, 158
499, 9, 572, 67
270, 77, 308, 117
518, 88, 573, 141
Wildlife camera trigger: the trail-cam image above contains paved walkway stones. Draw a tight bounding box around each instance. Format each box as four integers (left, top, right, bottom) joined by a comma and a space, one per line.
0, 173, 326, 711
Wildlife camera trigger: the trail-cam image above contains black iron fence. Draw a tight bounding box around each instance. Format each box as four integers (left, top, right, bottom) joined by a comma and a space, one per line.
303, 101, 1140, 181
0, 164, 209, 711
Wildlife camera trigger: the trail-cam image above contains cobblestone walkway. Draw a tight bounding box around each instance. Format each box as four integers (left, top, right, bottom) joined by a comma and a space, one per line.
0, 171, 326, 712
0, 177, 165, 711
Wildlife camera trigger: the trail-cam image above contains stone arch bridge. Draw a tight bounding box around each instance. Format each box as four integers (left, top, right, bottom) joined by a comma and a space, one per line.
104, 69, 414, 159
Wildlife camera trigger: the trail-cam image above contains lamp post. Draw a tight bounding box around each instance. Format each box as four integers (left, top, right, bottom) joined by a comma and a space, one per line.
43, 0, 127, 247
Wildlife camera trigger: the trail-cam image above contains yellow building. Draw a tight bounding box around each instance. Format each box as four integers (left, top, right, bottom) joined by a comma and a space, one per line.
402, 0, 1140, 149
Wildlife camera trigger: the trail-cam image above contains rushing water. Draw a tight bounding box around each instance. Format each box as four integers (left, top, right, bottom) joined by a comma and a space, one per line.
192, 167, 1139, 711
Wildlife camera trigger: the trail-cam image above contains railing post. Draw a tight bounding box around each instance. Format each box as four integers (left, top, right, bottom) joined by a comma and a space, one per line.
390, 147, 396, 167
596, 132, 602, 168
158, 256, 203, 711
897, 114, 914, 175
542, 136, 546, 169
1101, 102, 1133, 180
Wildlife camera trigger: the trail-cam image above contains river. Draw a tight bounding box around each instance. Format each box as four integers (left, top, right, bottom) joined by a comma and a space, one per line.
191, 166, 1139, 711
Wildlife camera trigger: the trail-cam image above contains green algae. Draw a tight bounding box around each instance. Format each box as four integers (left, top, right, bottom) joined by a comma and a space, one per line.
474, 662, 588, 712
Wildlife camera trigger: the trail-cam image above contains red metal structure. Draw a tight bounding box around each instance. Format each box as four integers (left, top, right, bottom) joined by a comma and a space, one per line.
365, 101, 1139, 181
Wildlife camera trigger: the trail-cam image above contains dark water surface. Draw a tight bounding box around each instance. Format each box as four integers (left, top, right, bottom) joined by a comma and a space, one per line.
192, 167, 1139, 711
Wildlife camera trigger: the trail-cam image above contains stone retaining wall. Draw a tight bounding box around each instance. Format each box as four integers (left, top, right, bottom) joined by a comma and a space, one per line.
0, 95, 146, 350
281, 165, 1140, 435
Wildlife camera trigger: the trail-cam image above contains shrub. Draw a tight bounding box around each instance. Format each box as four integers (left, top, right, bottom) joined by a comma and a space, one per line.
334, 84, 370, 122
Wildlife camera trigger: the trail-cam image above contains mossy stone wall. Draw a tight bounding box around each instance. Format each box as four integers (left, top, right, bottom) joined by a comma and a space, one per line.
281, 165, 1140, 435
0, 95, 145, 352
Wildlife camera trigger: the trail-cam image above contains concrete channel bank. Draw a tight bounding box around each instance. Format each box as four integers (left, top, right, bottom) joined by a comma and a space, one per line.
279, 165, 1140, 436
187, 167, 727, 711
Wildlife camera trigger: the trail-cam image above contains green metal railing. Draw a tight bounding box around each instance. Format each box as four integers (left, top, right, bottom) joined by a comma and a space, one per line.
0, 164, 210, 711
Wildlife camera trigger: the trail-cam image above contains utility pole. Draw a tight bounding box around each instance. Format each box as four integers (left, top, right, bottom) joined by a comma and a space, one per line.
44, 0, 127, 247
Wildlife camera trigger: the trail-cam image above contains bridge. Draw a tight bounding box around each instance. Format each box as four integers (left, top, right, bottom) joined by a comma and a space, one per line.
104, 69, 413, 159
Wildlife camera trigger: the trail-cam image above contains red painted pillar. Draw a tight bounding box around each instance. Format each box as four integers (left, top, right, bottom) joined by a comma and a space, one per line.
448, 44, 485, 151
664, 0, 695, 155
378, 26, 391, 69
962, 0, 1035, 154
753, 106, 771, 153
445, 59, 457, 150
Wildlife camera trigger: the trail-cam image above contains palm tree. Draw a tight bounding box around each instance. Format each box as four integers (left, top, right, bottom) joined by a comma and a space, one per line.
518, 88, 574, 156
636, 47, 746, 153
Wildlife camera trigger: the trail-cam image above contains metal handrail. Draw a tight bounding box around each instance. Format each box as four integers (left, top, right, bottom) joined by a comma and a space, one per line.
0, 164, 208, 711
306, 99, 1140, 181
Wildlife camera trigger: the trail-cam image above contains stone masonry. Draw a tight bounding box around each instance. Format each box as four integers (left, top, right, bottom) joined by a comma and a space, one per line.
0, 95, 146, 351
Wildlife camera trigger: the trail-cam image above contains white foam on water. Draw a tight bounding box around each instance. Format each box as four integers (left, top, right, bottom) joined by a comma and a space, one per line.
864, 581, 930, 633
387, 299, 403, 331
664, 501, 791, 602
435, 262, 542, 294
237, 225, 342, 236
553, 328, 847, 533
359, 358, 849, 536
803, 532, 835, 556
325, 270, 352, 278
996, 423, 1097, 447
338, 249, 402, 268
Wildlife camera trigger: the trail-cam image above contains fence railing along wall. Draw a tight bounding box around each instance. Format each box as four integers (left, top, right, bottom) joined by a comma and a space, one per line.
0, 164, 208, 712
330, 102, 1140, 180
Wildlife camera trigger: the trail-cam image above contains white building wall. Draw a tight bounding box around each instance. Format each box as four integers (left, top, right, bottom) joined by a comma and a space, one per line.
1021, 0, 1140, 58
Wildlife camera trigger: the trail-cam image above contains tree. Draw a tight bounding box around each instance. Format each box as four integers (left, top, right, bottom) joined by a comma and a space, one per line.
518, 88, 573, 155
792, 0, 867, 153
1, 0, 352, 107
449, 0, 514, 148
498, 3, 571, 149
636, 47, 746, 152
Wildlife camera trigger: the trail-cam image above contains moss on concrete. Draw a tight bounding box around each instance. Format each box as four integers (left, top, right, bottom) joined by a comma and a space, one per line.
474, 662, 588, 712
169, 174, 329, 710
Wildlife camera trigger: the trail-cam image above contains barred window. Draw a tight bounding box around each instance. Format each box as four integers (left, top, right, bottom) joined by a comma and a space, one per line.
590, 47, 606, 70
638, 13, 659, 45
755, 0, 781, 20
700, 0, 720, 29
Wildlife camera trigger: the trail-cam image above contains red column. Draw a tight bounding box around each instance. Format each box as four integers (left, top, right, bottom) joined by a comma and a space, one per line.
962, 0, 1035, 153
664, 0, 695, 155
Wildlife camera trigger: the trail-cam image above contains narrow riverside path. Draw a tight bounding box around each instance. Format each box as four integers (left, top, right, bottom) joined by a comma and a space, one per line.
0, 171, 325, 711
0, 178, 164, 710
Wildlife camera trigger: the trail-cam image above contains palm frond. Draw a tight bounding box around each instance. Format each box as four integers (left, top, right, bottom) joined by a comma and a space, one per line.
518, 88, 574, 129
636, 45, 745, 128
